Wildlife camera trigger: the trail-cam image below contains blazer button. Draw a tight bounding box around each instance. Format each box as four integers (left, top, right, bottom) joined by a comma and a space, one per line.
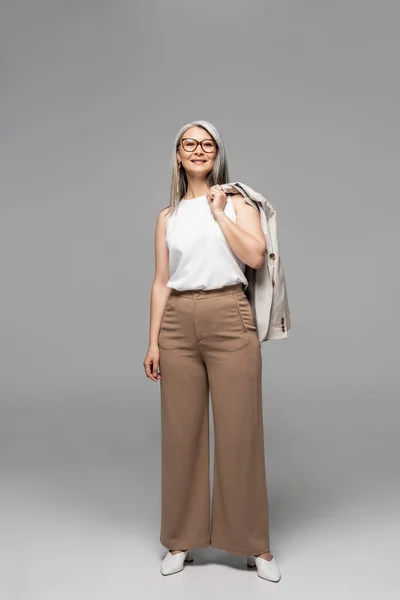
281, 317, 285, 324
269, 253, 276, 260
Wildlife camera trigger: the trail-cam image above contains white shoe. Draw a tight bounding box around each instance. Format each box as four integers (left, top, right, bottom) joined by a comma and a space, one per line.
247, 553, 281, 582
160, 549, 193, 576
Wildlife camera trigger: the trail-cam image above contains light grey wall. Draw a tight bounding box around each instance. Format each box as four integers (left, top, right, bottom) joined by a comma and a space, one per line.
1, 1, 399, 598
2, 0, 399, 400
2, 0, 399, 401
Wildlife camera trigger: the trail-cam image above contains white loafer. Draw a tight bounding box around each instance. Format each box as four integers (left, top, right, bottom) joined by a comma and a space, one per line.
160, 549, 193, 576
247, 554, 281, 582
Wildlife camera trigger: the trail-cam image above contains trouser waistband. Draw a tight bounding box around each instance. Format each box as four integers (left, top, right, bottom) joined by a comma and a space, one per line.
170, 283, 244, 299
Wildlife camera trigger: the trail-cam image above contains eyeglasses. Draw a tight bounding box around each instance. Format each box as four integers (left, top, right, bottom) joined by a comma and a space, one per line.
180, 138, 217, 153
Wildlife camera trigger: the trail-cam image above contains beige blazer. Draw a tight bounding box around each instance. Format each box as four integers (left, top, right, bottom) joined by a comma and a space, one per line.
219, 182, 291, 343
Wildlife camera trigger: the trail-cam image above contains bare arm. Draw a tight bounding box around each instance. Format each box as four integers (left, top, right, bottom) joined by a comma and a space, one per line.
149, 207, 171, 346
143, 207, 171, 381
213, 193, 266, 268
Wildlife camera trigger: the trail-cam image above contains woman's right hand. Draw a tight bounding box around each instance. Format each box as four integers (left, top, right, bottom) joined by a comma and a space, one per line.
143, 343, 161, 382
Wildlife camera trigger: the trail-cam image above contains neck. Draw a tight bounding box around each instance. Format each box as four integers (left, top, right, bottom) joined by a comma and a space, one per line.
183, 178, 209, 199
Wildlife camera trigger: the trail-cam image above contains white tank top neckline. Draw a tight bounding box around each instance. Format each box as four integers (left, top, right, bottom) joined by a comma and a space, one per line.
180, 194, 206, 201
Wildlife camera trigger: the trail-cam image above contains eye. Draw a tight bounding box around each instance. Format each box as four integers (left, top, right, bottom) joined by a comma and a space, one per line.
182, 139, 196, 151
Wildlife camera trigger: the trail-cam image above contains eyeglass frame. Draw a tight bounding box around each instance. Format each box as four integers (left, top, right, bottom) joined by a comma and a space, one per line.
180, 137, 217, 153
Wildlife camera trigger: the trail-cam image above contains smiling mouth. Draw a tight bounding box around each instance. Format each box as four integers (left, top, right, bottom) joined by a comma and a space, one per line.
191, 160, 207, 163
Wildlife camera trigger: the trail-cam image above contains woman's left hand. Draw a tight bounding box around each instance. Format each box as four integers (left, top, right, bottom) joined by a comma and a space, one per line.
206, 185, 227, 218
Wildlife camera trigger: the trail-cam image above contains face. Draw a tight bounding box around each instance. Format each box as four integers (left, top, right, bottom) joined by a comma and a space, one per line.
177, 126, 217, 175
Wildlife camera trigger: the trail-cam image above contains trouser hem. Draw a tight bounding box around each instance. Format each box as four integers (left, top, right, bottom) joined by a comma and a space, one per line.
160, 538, 211, 550
210, 540, 270, 557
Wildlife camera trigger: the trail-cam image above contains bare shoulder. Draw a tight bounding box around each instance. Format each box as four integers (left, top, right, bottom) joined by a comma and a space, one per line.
229, 193, 257, 215
229, 192, 265, 249
158, 206, 171, 224
159, 206, 170, 218
155, 206, 171, 237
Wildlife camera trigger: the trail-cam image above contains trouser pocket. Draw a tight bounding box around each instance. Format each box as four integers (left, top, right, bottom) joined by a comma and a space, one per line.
233, 293, 257, 332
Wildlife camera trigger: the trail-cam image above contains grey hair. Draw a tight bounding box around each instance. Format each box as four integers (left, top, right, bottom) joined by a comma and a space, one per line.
168, 120, 230, 215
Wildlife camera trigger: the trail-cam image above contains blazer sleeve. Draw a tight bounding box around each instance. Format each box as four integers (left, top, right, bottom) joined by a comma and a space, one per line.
265, 210, 291, 340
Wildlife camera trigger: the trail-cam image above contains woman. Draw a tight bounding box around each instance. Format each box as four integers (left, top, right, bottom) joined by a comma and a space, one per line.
143, 120, 281, 582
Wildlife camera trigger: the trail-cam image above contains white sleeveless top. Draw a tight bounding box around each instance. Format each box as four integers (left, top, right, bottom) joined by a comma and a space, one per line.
165, 194, 248, 291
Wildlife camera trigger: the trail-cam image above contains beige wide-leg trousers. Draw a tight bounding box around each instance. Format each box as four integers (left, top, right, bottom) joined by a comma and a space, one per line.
158, 283, 270, 556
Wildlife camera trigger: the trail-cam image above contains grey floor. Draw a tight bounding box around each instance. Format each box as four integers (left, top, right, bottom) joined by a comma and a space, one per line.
1, 389, 398, 600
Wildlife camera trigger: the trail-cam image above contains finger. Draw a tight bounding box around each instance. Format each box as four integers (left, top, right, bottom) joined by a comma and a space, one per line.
148, 367, 157, 381
146, 360, 156, 380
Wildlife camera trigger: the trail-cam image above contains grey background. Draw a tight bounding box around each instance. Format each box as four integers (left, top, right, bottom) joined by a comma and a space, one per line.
1, 0, 399, 598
